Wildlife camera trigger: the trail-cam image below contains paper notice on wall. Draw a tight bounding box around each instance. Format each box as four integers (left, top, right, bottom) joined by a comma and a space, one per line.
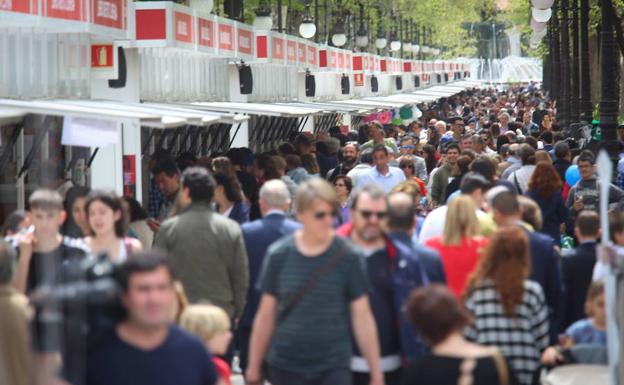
61, 116, 118, 148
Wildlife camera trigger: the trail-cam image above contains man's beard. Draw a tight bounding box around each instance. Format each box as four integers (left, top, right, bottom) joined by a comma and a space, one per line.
343, 156, 356, 165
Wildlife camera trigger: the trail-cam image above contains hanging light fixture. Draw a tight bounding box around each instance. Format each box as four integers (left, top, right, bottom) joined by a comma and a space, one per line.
355, 3, 369, 48
374, 5, 386, 50
389, 26, 400, 51
253, 0, 273, 30
531, 7, 552, 22
330, 1, 347, 47
299, 1, 316, 39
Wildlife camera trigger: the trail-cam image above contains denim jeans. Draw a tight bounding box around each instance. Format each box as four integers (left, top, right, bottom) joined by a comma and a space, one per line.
267, 365, 352, 385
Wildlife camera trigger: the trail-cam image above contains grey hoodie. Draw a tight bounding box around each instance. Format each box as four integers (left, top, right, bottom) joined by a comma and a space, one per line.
565, 176, 624, 213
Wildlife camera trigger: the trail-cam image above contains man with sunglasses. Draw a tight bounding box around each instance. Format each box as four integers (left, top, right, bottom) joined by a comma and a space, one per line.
336, 184, 429, 385
246, 178, 383, 385
356, 144, 405, 193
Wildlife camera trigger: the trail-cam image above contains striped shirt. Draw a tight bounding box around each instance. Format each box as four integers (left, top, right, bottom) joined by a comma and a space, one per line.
464, 280, 550, 385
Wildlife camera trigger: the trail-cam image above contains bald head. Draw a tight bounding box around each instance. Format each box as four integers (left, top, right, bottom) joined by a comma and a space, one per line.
259, 179, 291, 215
387, 192, 416, 233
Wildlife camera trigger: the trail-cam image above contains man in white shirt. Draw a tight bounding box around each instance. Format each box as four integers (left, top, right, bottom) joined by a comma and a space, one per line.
357, 144, 406, 193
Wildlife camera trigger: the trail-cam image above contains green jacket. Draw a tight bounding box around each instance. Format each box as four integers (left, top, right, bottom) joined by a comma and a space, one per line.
431, 163, 453, 205
154, 202, 249, 318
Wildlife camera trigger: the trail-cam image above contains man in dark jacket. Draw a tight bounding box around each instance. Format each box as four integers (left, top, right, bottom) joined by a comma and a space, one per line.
327, 142, 359, 182
565, 150, 624, 217
562, 211, 600, 329
237, 180, 301, 371
552, 141, 572, 182
491, 191, 564, 343
386, 192, 446, 284
337, 184, 429, 385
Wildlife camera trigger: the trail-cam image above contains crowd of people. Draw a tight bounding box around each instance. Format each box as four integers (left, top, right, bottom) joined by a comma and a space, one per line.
0, 83, 617, 385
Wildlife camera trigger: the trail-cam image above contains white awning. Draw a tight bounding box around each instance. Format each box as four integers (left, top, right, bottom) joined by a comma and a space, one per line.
60, 100, 222, 127
0, 108, 26, 125
332, 99, 410, 109
0, 99, 177, 128
192, 102, 324, 117
143, 103, 249, 124
279, 102, 376, 115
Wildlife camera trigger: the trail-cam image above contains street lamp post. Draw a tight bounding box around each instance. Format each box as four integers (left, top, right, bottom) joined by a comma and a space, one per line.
599, 0, 621, 167
550, 1, 561, 114
560, 0, 570, 129
579, 0, 592, 122
570, 0, 580, 123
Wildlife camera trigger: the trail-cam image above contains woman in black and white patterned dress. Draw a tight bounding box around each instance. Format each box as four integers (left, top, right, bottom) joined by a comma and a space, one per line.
464, 226, 550, 385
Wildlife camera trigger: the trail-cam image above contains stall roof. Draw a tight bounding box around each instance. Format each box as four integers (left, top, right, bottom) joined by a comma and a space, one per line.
143, 103, 249, 124
60, 100, 222, 127
364, 94, 436, 104
277, 102, 376, 115
192, 102, 324, 117
0, 99, 181, 128
0, 108, 26, 125
332, 98, 410, 109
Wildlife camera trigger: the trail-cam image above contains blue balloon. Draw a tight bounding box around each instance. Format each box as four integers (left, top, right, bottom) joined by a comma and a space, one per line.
565, 165, 581, 186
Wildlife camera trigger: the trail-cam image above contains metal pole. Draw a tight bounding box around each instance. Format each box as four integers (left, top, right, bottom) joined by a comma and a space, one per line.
560, 0, 570, 128
570, 0, 580, 123
599, 0, 621, 170
314, 0, 319, 43
277, 0, 282, 33
579, 0, 592, 122
551, 1, 561, 114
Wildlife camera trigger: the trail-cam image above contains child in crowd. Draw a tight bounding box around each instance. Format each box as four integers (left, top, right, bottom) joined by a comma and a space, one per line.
541, 281, 606, 365
180, 304, 233, 385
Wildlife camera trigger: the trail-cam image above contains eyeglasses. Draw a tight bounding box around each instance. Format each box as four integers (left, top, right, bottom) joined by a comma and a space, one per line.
400, 145, 415, 150
358, 210, 387, 220
313, 210, 335, 220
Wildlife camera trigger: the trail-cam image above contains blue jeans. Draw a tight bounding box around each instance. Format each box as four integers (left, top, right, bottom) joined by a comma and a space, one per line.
267, 365, 352, 385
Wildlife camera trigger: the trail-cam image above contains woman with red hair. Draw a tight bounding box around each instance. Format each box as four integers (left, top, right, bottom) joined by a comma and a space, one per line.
464, 227, 550, 385
526, 162, 569, 245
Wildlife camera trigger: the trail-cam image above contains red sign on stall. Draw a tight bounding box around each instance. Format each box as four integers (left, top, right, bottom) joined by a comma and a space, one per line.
307, 45, 317, 66
174, 11, 193, 43
218, 23, 234, 51
44, 0, 85, 21
354, 73, 364, 87
237, 27, 253, 55
297, 42, 306, 63
272, 37, 284, 60
92, 0, 125, 29
197, 17, 215, 47
286, 40, 296, 62
1, 0, 33, 13
91, 44, 114, 68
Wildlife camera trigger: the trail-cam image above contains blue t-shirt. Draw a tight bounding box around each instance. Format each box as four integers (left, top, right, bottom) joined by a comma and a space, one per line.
87, 326, 218, 385
566, 318, 607, 346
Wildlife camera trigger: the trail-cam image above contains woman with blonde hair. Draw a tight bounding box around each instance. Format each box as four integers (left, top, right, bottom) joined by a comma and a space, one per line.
464, 227, 550, 385
425, 195, 489, 298
180, 304, 234, 385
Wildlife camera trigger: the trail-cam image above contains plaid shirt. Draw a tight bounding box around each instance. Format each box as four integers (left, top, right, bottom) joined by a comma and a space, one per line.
148, 179, 165, 219
464, 280, 550, 385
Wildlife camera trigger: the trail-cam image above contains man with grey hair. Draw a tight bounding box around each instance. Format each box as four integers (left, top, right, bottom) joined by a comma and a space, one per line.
0, 241, 32, 385
238, 179, 302, 372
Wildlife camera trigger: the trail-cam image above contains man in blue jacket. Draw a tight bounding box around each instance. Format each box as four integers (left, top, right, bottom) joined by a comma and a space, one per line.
386, 192, 446, 285
337, 184, 429, 385
238, 180, 301, 371
491, 190, 564, 342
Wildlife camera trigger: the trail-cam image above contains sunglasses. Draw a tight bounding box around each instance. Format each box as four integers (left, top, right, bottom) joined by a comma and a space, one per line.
334, 183, 346, 187
313, 210, 335, 220
399, 164, 414, 169
400, 145, 415, 150
358, 210, 387, 220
